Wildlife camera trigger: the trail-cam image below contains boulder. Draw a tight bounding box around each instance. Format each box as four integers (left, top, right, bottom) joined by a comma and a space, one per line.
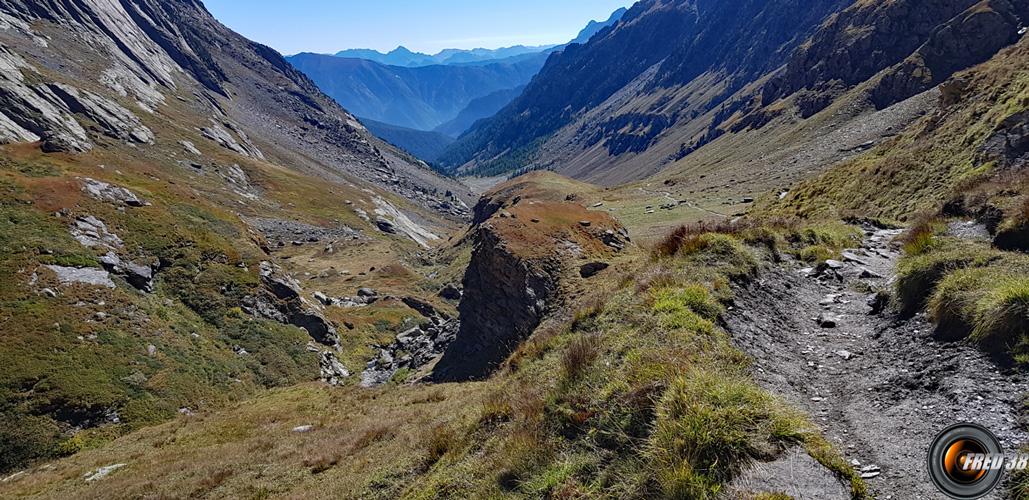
817, 313, 841, 328
81, 178, 148, 207
45, 265, 116, 288
71, 215, 123, 248
99, 252, 155, 292
319, 352, 349, 386
313, 291, 333, 306
438, 283, 462, 301
579, 262, 610, 278
376, 218, 397, 234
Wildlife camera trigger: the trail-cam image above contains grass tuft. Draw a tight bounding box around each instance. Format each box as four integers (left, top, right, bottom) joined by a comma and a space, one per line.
561, 336, 600, 382
649, 369, 806, 498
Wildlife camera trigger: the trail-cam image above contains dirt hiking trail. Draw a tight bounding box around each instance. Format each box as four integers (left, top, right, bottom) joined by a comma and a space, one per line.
726, 226, 1028, 499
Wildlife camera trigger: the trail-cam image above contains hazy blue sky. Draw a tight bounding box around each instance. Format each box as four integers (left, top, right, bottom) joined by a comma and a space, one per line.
204, 0, 635, 55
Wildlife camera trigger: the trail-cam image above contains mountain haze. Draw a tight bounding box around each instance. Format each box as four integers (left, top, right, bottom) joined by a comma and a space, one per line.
334, 44, 555, 68
286, 53, 546, 131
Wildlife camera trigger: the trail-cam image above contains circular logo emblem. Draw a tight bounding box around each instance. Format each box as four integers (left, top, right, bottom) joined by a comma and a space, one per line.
928, 423, 1004, 499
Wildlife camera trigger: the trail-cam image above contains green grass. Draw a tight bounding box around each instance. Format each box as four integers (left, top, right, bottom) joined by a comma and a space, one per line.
895, 238, 1002, 315
394, 230, 863, 498
893, 230, 1029, 363
929, 267, 1029, 360
649, 370, 806, 498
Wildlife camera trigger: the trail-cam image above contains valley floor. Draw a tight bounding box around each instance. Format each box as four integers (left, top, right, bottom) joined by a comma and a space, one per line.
726, 225, 1028, 498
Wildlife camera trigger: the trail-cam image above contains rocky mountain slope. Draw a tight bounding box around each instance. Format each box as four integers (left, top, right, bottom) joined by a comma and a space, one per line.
0, 0, 470, 213
0, 0, 473, 473
440, 0, 1028, 186
286, 53, 546, 132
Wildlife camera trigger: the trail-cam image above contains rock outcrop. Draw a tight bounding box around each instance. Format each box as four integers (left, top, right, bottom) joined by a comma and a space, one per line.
0, 46, 91, 152
81, 178, 149, 207
979, 110, 1029, 171
431, 226, 559, 381
432, 172, 629, 381
48, 83, 154, 144
68, 214, 157, 292
243, 261, 339, 347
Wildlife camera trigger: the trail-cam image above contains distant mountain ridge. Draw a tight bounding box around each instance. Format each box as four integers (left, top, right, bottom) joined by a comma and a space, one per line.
286, 52, 546, 131
333, 44, 555, 67
291, 6, 633, 161
361, 118, 455, 161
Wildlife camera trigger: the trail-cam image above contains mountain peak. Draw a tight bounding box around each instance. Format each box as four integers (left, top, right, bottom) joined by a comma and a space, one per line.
390, 45, 417, 55
570, 6, 629, 45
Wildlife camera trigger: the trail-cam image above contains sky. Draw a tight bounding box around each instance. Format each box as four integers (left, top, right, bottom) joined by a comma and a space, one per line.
203, 0, 635, 56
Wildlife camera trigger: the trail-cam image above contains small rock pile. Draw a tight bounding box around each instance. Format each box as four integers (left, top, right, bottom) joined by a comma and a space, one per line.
360, 298, 458, 387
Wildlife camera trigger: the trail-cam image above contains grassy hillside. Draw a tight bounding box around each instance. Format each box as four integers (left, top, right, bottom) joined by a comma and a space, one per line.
0, 178, 865, 498
765, 37, 1029, 225
0, 123, 461, 473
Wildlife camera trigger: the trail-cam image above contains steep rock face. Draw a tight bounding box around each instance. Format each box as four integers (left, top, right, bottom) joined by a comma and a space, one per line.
432, 225, 560, 381
762, 0, 1029, 115
432, 172, 629, 381
0, 46, 92, 151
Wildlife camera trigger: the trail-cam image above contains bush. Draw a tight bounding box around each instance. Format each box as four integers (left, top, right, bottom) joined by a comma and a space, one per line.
479, 391, 515, 426
897, 215, 945, 256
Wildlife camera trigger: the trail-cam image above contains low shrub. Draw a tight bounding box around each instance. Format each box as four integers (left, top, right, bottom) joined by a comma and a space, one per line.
897, 215, 946, 256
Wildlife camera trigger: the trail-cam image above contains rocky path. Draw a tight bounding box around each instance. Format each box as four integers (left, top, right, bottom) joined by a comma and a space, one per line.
726, 227, 1028, 498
